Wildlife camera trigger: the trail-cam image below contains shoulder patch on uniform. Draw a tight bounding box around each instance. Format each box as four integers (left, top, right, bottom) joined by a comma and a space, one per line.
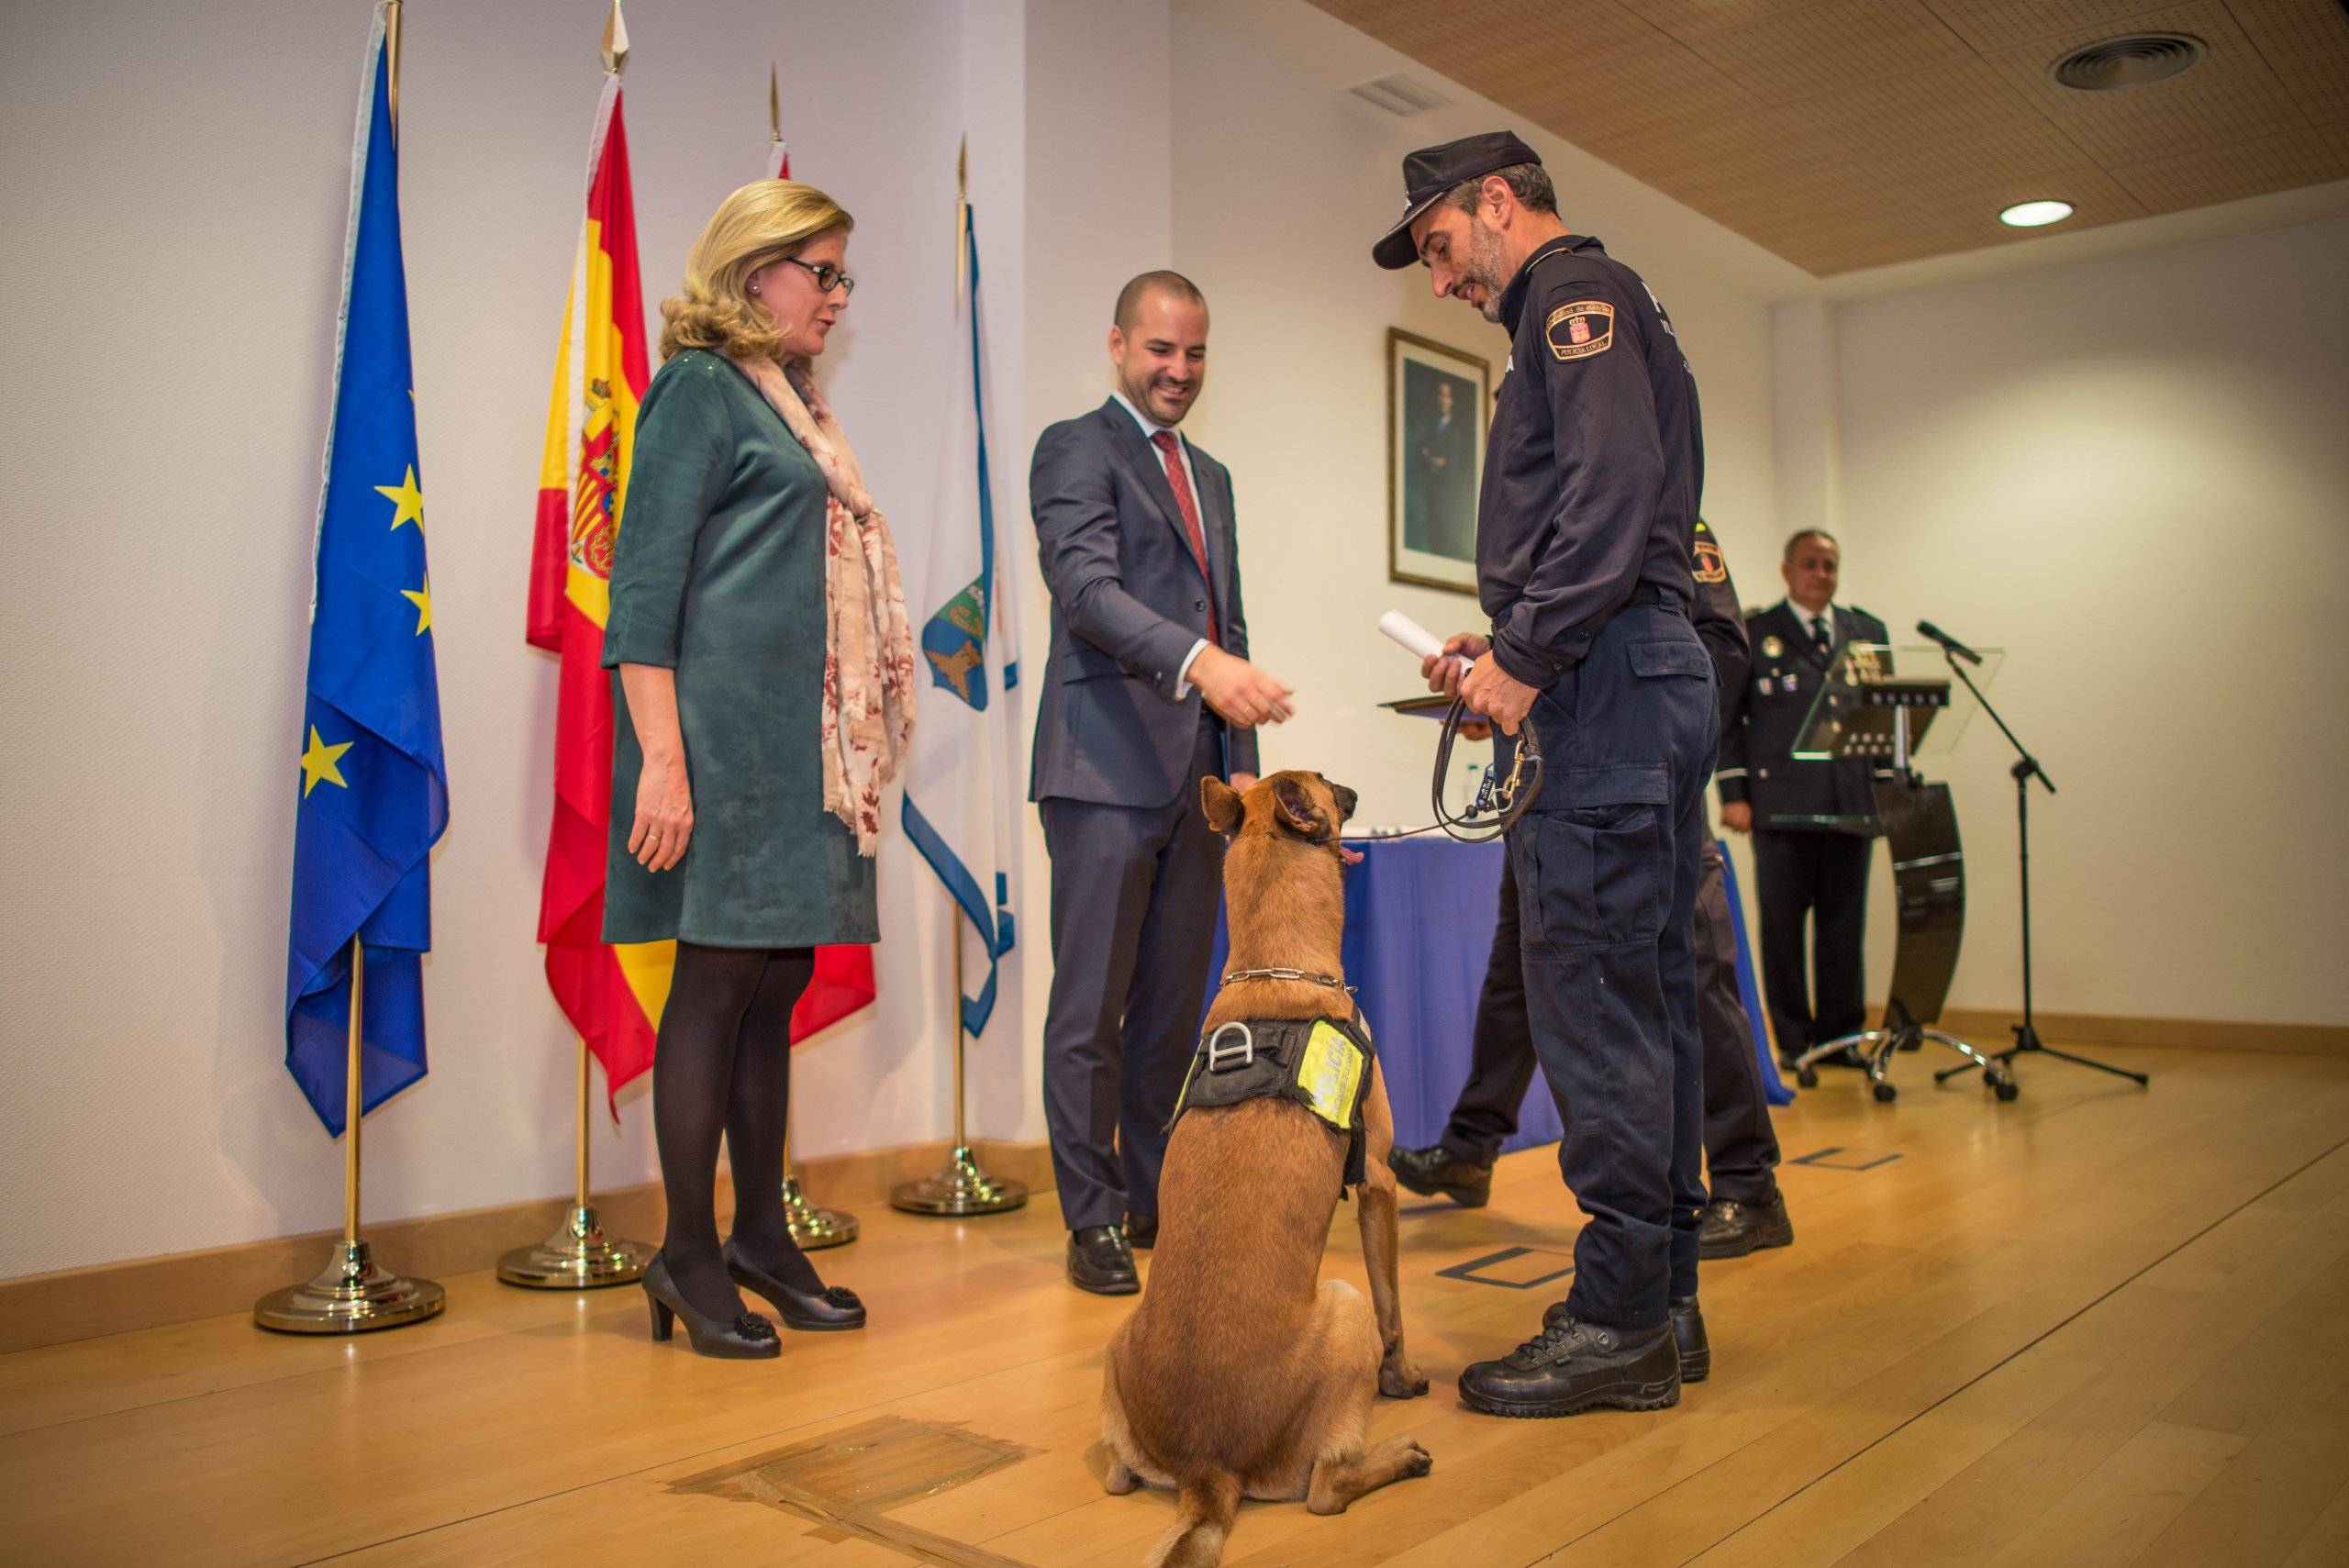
1545, 299, 1615, 361
1691, 520, 1726, 584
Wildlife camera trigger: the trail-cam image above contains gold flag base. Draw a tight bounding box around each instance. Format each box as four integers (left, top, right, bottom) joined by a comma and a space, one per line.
781, 1175, 859, 1249
495, 1204, 652, 1288
254, 1239, 445, 1334
890, 1144, 1028, 1216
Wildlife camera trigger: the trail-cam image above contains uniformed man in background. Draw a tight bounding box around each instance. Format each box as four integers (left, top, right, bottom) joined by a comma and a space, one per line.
1379, 130, 1717, 1418
1719, 528, 1889, 1068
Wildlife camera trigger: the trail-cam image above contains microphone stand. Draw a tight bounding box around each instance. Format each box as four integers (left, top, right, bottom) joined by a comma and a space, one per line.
1929, 642, 2148, 1089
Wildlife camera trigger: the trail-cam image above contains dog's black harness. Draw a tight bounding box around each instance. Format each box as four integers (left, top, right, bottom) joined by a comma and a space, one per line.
1169, 996, 1378, 1187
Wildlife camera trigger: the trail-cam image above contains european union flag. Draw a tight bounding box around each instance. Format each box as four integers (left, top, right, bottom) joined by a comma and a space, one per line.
285, 10, 448, 1136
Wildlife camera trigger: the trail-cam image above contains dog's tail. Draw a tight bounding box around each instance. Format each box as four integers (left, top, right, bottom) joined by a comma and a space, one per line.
1144, 1470, 1241, 1568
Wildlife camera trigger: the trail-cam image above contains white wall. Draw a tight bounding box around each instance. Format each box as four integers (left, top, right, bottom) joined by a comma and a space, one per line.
1797, 215, 2349, 1027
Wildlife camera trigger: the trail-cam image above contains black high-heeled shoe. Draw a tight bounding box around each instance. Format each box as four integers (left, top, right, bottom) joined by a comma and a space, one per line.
641, 1252, 780, 1359
723, 1239, 867, 1331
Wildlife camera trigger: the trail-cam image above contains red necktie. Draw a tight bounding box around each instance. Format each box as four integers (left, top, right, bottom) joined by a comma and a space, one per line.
1151, 429, 1219, 646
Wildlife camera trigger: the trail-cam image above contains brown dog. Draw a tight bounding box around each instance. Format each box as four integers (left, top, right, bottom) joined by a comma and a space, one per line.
1098, 771, 1430, 1568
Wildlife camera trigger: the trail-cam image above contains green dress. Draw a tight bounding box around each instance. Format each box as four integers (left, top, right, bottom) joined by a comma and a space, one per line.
601, 350, 877, 948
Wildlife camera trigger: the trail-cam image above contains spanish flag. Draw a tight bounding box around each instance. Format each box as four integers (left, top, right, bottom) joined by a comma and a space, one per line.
528, 69, 665, 1099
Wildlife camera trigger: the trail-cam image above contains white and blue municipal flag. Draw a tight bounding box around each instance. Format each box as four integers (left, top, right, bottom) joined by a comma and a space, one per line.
900, 205, 1019, 1039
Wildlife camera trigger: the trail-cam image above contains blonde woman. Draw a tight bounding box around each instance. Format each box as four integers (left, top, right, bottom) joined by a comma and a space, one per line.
603, 181, 915, 1359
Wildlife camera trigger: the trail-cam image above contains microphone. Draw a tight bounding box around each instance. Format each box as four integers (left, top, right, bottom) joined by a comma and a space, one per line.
1916, 619, 1983, 666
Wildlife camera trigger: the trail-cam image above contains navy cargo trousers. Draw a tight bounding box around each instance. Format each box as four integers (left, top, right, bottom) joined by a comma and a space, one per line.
1503, 589, 1717, 1332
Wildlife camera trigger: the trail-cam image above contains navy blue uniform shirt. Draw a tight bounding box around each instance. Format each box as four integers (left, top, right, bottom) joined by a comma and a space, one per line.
1479, 235, 1705, 687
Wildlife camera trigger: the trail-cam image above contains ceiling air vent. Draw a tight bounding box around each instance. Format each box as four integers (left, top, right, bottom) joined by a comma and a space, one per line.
2049, 32, 2206, 91
1347, 72, 1451, 116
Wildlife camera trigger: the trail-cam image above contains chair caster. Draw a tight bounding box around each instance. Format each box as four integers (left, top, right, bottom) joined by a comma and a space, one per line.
1796, 1065, 1819, 1089
1872, 1081, 1898, 1103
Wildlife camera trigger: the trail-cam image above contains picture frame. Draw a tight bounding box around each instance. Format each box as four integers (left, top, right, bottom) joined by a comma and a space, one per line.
1387, 328, 1490, 595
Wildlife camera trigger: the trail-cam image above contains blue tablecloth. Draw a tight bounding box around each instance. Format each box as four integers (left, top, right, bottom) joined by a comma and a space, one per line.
1206, 835, 1788, 1158
1207, 836, 1561, 1153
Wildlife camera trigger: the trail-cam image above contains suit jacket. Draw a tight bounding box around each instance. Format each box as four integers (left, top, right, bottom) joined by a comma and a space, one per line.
1029, 399, 1258, 807
1718, 601, 1889, 834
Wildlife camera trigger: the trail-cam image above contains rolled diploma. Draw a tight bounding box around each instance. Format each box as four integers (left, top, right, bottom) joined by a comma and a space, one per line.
1377, 609, 1469, 667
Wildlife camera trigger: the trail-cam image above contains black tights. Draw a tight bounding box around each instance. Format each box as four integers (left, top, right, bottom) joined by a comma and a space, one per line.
653, 941, 827, 1320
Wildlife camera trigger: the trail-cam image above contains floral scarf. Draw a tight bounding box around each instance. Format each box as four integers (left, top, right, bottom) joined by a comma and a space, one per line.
729, 353, 916, 854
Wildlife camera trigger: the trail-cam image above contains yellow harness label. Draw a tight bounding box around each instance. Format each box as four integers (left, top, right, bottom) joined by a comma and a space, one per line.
1297, 1020, 1366, 1129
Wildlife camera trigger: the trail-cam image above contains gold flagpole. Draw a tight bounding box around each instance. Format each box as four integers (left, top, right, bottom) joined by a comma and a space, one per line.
893, 140, 1023, 1218
257, 3, 443, 1334
256, 940, 447, 1331
496, 1038, 655, 1286
499, 0, 654, 1288
779, 1098, 858, 1248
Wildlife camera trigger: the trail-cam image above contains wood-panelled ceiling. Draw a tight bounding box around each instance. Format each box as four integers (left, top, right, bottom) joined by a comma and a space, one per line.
1307, 0, 2349, 274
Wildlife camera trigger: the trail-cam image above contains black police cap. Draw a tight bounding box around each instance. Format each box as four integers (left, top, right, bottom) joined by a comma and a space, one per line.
1371, 130, 1542, 270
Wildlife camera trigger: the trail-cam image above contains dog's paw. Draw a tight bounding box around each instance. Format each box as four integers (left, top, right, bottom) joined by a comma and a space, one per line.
1399, 1439, 1433, 1479
1380, 1360, 1431, 1400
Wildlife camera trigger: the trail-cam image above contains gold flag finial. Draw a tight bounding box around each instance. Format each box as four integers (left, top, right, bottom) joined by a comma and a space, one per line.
384, 0, 403, 135
769, 63, 782, 143
601, 0, 629, 76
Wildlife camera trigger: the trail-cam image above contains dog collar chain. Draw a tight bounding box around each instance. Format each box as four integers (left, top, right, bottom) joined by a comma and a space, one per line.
1222, 966, 1355, 993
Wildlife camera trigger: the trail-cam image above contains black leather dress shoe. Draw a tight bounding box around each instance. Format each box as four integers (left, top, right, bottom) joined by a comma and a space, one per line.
1698, 1194, 1795, 1260
1123, 1214, 1157, 1250
722, 1240, 866, 1331
1459, 1313, 1679, 1418
1067, 1225, 1139, 1295
1386, 1144, 1493, 1207
1545, 1295, 1708, 1383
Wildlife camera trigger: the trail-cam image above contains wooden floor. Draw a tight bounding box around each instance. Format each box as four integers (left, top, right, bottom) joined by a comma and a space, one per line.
7, 1040, 2349, 1567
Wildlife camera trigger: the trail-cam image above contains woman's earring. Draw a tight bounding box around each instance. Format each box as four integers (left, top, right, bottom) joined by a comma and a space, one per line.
748, 282, 761, 296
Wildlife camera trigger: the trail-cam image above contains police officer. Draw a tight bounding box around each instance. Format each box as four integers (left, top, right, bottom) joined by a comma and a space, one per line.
1719, 529, 1889, 1067
1377, 131, 1716, 1418
1388, 517, 1796, 1266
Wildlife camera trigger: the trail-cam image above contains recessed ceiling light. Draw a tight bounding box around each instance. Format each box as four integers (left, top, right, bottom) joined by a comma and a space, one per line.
1999, 199, 2075, 228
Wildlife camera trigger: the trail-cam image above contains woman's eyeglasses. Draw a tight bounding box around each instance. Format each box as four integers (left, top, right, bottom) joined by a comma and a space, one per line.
780, 258, 855, 297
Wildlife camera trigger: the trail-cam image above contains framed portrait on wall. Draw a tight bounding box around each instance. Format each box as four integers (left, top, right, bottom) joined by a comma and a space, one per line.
1387, 328, 1489, 595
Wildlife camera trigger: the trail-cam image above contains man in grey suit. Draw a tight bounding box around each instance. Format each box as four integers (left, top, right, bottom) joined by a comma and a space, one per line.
1030, 271, 1295, 1295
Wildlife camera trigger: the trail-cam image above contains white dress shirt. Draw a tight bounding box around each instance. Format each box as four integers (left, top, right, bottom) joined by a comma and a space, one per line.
1112, 391, 1212, 695
1785, 598, 1835, 650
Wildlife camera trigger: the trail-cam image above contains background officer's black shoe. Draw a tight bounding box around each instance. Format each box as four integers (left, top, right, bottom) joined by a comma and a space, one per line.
1386, 1144, 1493, 1207
1698, 1194, 1795, 1259
1544, 1296, 1709, 1383
1066, 1226, 1139, 1296
1123, 1213, 1157, 1250
1459, 1314, 1679, 1418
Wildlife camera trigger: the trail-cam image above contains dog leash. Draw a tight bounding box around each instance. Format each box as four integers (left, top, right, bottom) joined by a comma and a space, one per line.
1409, 696, 1544, 843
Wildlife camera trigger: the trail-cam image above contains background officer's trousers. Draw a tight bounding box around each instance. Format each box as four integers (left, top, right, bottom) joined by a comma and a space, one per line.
1503, 590, 1718, 1333
1441, 845, 1782, 1208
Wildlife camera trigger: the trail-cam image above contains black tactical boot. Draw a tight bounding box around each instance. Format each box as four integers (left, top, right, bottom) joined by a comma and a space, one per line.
1459, 1313, 1680, 1418
1546, 1294, 1709, 1383
1386, 1144, 1493, 1207
1698, 1193, 1795, 1259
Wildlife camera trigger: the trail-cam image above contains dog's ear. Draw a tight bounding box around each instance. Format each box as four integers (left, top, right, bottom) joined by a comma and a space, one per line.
1273, 776, 1325, 840
1200, 775, 1245, 836
1318, 773, 1360, 823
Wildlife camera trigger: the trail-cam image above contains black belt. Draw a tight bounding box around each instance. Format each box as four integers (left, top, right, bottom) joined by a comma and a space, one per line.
1626, 581, 1686, 611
